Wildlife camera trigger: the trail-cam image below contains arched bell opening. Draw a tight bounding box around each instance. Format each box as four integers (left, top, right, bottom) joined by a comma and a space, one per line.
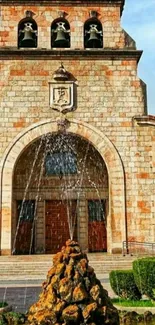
12, 132, 108, 254
18, 17, 38, 48
84, 18, 103, 49
51, 18, 70, 48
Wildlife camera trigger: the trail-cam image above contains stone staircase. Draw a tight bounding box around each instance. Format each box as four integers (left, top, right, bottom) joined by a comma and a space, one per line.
0, 254, 136, 282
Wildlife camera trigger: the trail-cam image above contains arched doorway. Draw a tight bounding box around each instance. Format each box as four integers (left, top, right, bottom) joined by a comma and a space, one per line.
0, 119, 125, 255
12, 133, 108, 254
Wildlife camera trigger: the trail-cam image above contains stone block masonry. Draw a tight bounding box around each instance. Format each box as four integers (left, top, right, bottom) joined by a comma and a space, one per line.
0, 0, 154, 255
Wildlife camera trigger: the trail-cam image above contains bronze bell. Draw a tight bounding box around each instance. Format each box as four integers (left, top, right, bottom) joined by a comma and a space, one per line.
53, 22, 69, 48
86, 24, 102, 48
20, 23, 36, 48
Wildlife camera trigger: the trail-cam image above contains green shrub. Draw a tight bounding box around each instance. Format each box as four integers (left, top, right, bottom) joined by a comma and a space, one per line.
0, 302, 8, 308
0, 314, 7, 325
109, 270, 141, 300
0, 312, 27, 325
133, 257, 155, 300
4, 312, 26, 324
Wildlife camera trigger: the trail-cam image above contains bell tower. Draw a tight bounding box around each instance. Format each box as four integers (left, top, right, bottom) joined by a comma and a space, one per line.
0, 0, 155, 256
0, 0, 126, 49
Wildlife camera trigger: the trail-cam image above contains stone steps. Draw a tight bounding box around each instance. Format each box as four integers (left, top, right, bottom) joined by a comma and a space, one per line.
0, 254, 135, 262
0, 254, 136, 280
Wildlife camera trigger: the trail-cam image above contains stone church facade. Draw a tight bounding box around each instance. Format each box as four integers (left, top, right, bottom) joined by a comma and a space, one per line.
0, 0, 154, 255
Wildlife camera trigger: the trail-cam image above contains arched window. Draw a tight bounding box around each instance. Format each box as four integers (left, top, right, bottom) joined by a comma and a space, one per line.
45, 151, 77, 176
18, 18, 38, 48
84, 18, 103, 49
51, 18, 70, 48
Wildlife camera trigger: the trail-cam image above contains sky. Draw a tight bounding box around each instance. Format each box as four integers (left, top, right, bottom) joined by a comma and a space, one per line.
121, 0, 155, 115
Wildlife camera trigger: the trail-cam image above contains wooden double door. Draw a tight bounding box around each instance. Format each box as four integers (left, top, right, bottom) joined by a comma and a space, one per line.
14, 199, 107, 254
45, 200, 77, 254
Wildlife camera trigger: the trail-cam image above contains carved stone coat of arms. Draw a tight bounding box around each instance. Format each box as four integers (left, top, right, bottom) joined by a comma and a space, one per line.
49, 81, 74, 113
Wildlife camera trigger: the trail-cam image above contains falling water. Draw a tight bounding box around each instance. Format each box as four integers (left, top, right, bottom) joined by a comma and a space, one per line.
29, 134, 50, 254
2, 287, 7, 306
12, 127, 108, 255
12, 135, 44, 255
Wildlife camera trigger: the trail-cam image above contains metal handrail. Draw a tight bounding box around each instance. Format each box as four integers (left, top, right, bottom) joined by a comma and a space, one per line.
122, 241, 155, 256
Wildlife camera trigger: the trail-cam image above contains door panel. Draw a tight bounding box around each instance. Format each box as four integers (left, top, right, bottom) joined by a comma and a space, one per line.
45, 200, 77, 254
14, 200, 35, 254
88, 200, 107, 252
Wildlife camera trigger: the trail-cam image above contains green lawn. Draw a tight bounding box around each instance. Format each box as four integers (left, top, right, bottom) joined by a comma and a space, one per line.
112, 298, 155, 307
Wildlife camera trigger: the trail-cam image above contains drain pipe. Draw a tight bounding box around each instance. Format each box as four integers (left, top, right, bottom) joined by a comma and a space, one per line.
117, 151, 129, 256
123, 164, 129, 255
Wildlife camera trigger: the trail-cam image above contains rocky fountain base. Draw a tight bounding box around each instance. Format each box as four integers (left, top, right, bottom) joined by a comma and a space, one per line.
28, 240, 119, 324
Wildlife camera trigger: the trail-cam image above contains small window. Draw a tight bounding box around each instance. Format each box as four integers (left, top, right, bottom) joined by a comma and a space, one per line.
45, 152, 77, 176
18, 18, 38, 48
88, 200, 106, 222
51, 18, 70, 48
84, 18, 103, 49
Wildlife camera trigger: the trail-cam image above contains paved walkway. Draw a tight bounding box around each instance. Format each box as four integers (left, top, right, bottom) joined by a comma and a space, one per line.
0, 286, 41, 314
0, 275, 115, 313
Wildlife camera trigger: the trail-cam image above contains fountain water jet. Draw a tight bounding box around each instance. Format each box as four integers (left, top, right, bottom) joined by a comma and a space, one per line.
13, 129, 109, 255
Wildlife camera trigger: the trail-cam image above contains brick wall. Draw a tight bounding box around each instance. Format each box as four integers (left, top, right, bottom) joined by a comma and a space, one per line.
0, 58, 145, 157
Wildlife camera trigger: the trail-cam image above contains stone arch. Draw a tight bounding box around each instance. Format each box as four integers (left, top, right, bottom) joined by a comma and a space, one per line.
0, 119, 125, 254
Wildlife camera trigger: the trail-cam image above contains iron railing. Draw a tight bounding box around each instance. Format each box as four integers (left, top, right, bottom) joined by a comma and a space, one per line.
122, 241, 155, 256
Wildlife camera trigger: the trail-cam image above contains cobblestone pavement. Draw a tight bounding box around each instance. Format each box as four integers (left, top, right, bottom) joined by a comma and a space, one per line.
0, 276, 115, 313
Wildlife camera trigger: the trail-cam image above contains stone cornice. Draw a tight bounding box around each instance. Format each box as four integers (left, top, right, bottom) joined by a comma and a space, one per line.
0, 48, 142, 62
133, 115, 155, 127
0, 0, 125, 15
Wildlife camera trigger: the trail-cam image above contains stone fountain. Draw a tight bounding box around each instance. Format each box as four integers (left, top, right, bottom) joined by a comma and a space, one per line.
28, 239, 119, 324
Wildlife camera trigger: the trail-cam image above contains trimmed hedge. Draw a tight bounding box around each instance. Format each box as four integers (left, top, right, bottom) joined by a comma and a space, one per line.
133, 257, 155, 300
109, 270, 141, 300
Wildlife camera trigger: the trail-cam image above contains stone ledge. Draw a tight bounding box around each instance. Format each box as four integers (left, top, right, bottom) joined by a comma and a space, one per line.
0, 249, 12, 255
133, 115, 155, 127
0, 48, 142, 61
114, 305, 155, 315
0, 0, 125, 15
0, 305, 12, 314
